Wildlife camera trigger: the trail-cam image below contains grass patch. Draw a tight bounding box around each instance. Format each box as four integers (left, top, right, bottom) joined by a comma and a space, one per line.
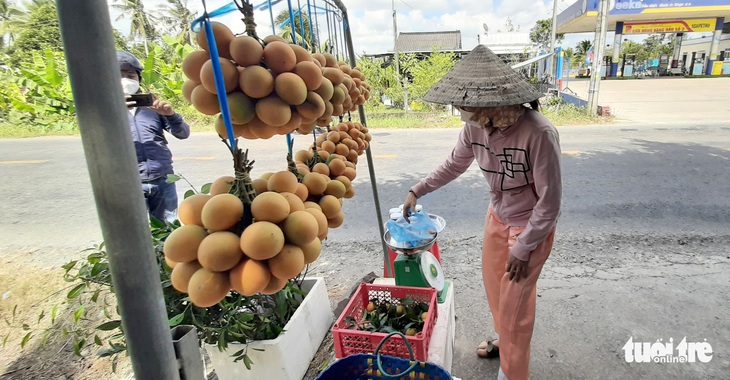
353, 112, 463, 129
542, 103, 614, 126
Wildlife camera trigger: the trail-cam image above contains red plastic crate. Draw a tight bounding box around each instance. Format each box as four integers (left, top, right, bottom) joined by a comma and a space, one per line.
332, 283, 438, 362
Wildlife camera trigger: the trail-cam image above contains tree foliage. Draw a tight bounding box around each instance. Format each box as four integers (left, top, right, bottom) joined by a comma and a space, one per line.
6, 3, 61, 65
530, 19, 564, 50
275, 8, 316, 50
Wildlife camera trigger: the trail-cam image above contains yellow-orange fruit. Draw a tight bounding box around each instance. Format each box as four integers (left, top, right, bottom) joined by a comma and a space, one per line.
296, 163, 310, 175
328, 158, 347, 177
178, 194, 211, 226
248, 116, 278, 139
164, 224, 207, 263
331, 85, 346, 104
187, 268, 230, 307
322, 67, 344, 86
251, 192, 290, 223
200, 58, 239, 94
229, 259, 271, 296
337, 131, 350, 141
312, 162, 330, 176
260, 172, 275, 180
317, 150, 330, 161
279, 111, 302, 133
280, 192, 305, 212
343, 138, 359, 151
339, 64, 352, 75
282, 210, 318, 245
304, 208, 328, 237
196, 21, 234, 59
312, 53, 327, 67
314, 78, 334, 102
347, 150, 359, 163
263, 41, 297, 73
191, 85, 221, 115
182, 80, 198, 102
295, 149, 313, 163
267, 170, 298, 193
182, 50, 210, 83
324, 179, 346, 198
294, 61, 323, 91
170, 260, 202, 293
230, 36, 264, 67
335, 175, 352, 190
197, 231, 244, 272
322, 53, 337, 67
344, 185, 355, 198
318, 229, 329, 241
227, 91, 256, 124
165, 256, 178, 269
302, 172, 327, 195
289, 44, 312, 62
252, 178, 269, 195
263, 34, 286, 44
335, 123, 349, 132
319, 195, 341, 219
275, 72, 307, 105
296, 91, 325, 120
210, 176, 234, 196
342, 76, 354, 92
297, 120, 317, 135
327, 130, 341, 143
321, 140, 336, 154
343, 167, 357, 181
295, 183, 309, 202
327, 211, 344, 228
201, 194, 244, 232
262, 274, 288, 294
304, 201, 322, 211
256, 95, 291, 127
301, 238, 322, 264
239, 65, 275, 98
269, 244, 305, 279
240, 221, 285, 260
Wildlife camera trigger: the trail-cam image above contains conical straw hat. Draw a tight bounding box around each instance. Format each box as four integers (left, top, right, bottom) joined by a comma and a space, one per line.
423, 45, 543, 107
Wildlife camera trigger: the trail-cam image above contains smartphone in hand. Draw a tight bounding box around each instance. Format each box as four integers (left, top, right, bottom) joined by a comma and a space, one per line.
129, 93, 154, 107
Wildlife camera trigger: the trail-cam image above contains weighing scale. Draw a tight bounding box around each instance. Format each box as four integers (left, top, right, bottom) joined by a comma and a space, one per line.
384, 215, 450, 303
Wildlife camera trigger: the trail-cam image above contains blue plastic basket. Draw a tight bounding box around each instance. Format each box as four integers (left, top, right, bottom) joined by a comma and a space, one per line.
317, 332, 452, 380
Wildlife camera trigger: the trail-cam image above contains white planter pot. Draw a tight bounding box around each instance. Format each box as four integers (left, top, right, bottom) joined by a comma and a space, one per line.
206, 277, 333, 380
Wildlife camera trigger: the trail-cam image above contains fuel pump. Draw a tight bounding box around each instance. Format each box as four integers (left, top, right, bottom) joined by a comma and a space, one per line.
722, 49, 730, 75
691, 52, 707, 76
622, 53, 636, 77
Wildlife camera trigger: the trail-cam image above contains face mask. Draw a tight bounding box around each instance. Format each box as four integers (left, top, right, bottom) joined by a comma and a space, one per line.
121, 78, 140, 95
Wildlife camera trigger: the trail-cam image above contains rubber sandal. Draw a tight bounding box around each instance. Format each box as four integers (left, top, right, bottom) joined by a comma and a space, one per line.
476, 340, 499, 359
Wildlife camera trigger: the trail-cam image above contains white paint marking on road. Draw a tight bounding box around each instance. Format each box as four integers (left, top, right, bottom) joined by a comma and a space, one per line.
0, 160, 49, 165
562, 150, 583, 155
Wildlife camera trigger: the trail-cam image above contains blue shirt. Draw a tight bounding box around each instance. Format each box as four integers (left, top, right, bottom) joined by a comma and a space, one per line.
129, 107, 190, 181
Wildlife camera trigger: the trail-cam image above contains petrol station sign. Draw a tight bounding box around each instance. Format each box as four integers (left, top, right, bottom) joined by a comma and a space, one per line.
623, 18, 717, 34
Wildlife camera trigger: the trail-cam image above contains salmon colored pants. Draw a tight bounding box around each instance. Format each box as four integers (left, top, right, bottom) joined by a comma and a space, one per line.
483, 207, 555, 380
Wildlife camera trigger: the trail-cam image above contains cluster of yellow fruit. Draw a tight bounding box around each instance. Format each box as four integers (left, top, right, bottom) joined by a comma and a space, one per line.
164, 171, 327, 308
181, 22, 371, 140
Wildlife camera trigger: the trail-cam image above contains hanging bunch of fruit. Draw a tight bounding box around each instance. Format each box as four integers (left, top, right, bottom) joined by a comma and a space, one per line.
164, 20, 375, 308
181, 22, 371, 140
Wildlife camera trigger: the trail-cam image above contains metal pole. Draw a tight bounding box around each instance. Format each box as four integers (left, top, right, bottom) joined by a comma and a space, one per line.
391, 0, 405, 112
55, 1, 180, 379
548, 0, 559, 83
336, 5, 391, 277
587, 0, 609, 115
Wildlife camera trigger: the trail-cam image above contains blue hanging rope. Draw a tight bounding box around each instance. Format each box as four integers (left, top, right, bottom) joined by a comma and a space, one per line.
297, 0, 306, 48
193, 0, 237, 150
306, 0, 316, 52
267, 0, 276, 35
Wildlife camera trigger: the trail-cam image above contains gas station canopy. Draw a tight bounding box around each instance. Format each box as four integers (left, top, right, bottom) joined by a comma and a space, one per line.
557, 0, 730, 34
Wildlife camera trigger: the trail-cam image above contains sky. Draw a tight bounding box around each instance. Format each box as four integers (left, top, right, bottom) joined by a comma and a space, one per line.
107, 0, 686, 56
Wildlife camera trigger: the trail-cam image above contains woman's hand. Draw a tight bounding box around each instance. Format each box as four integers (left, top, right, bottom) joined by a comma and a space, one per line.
402, 190, 418, 222
506, 254, 528, 282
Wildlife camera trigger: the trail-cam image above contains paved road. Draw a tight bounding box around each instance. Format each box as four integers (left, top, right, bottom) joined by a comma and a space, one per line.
1, 122, 729, 379
566, 77, 730, 124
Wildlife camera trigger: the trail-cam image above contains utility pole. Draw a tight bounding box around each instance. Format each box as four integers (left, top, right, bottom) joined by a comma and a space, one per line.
391, 0, 408, 112
548, 0, 559, 83
587, 0, 609, 115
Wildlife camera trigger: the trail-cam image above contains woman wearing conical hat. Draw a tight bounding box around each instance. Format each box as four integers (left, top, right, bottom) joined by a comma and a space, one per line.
403, 45, 562, 380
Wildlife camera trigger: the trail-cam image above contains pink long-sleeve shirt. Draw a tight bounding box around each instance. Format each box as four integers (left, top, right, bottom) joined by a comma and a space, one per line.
410, 109, 562, 261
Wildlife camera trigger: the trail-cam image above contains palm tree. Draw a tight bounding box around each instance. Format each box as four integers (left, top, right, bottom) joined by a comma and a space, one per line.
575, 39, 592, 65
561, 47, 574, 68
275, 8, 315, 50
0, 0, 51, 47
157, 0, 196, 45
112, 0, 158, 54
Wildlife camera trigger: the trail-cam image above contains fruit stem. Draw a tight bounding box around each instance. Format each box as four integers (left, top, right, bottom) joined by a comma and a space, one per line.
236, 1, 259, 41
